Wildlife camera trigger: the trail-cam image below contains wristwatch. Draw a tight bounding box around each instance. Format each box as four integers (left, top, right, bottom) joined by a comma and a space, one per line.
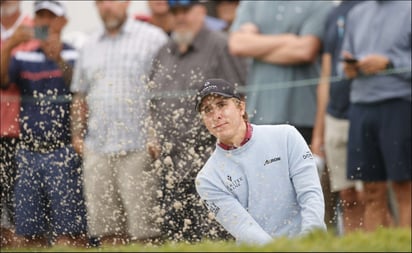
386, 60, 394, 69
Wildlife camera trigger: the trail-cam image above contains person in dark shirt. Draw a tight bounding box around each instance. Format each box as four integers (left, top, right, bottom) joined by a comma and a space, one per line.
341, 0, 411, 231
2, 1, 87, 248
311, 0, 365, 235
148, 0, 247, 243
135, 0, 175, 36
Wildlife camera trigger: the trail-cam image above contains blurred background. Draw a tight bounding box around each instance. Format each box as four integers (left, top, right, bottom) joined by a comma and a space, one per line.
20, 1, 151, 48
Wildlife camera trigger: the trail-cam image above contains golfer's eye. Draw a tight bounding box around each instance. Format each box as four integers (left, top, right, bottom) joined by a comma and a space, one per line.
201, 106, 212, 114
216, 101, 227, 109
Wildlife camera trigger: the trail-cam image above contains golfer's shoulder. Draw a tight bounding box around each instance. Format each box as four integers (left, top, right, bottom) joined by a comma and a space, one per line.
253, 123, 296, 135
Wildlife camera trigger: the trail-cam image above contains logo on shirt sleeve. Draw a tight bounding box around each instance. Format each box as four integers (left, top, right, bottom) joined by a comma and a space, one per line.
203, 200, 220, 216
302, 151, 313, 160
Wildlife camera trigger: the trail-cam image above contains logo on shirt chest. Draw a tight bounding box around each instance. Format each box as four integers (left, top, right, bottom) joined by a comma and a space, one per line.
264, 156, 281, 166
225, 175, 244, 193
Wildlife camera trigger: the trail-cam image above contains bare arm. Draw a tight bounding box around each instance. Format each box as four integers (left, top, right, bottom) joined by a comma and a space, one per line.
0, 41, 14, 88
228, 31, 296, 59
259, 35, 322, 65
310, 53, 331, 158
41, 32, 73, 87
229, 22, 321, 65
0, 25, 32, 88
70, 92, 88, 155
56, 55, 73, 87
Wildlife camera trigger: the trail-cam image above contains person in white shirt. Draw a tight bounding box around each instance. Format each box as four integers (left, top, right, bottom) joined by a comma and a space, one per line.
194, 78, 326, 245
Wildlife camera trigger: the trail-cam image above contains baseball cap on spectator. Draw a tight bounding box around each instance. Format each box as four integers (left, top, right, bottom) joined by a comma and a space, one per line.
195, 78, 241, 112
168, 0, 207, 9
34, 1, 66, 17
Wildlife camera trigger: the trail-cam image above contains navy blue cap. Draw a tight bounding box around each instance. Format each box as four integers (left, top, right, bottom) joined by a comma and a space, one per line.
195, 78, 241, 112
168, 0, 205, 8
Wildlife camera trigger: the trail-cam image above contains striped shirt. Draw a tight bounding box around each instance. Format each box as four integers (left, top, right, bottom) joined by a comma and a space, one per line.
1, 14, 38, 137
8, 44, 77, 146
71, 18, 168, 153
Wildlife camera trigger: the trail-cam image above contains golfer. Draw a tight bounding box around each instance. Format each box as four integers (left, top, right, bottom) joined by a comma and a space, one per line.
194, 78, 326, 245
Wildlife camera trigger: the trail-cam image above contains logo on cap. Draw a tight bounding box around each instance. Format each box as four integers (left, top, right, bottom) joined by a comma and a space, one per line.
195, 78, 240, 112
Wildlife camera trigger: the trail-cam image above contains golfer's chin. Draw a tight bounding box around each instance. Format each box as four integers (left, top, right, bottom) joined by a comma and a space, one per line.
215, 132, 232, 144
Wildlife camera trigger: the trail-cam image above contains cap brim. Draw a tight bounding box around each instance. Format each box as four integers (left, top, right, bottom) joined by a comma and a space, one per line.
34, 2, 65, 17
196, 92, 236, 112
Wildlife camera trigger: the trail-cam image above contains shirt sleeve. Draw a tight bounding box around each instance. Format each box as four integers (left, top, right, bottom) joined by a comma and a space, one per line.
299, 1, 334, 39
8, 55, 20, 87
385, 7, 411, 80
286, 126, 327, 235
229, 1, 255, 33
195, 171, 273, 245
70, 45, 87, 94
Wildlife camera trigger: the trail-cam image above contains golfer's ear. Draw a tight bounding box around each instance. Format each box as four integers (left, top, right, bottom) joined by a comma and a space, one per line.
239, 100, 246, 113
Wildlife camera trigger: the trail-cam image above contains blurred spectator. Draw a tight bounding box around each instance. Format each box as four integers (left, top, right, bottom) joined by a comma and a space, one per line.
229, 0, 333, 144
2, 1, 87, 248
341, 0, 411, 231
0, 0, 37, 248
135, 0, 175, 36
148, 0, 247, 242
62, 31, 89, 50
70, 0, 168, 246
215, 0, 239, 32
311, 0, 364, 235
228, 0, 334, 226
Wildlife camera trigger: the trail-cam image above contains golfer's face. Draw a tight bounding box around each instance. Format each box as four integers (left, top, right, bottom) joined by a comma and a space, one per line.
200, 95, 245, 143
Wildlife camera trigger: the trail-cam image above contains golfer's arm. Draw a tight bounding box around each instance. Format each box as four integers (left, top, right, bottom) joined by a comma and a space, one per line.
196, 176, 272, 245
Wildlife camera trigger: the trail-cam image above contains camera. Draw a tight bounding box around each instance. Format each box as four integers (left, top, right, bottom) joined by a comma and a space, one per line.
34, 25, 49, 40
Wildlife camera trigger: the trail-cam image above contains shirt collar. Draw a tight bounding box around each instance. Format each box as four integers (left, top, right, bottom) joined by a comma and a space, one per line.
218, 122, 253, 150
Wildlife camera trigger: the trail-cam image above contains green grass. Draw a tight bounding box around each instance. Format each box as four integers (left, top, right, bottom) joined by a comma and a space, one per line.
2, 227, 411, 252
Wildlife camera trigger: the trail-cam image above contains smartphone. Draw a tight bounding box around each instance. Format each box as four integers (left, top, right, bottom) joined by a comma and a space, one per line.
340, 58, 358, 64
34, 25, 49, 40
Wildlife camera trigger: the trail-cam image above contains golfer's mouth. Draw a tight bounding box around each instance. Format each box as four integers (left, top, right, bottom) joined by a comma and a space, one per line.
213, 122, 228, 129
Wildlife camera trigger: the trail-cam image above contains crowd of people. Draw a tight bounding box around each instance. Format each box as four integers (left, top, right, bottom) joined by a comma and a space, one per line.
0, 0, 410, 249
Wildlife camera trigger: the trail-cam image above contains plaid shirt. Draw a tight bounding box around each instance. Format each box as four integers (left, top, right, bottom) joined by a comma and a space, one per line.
71, 18, 167, 153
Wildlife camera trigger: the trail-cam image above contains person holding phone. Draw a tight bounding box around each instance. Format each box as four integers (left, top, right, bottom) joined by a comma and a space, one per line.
1, 1, 88, 248
0, 0, 38, 248
340, 0, 411, 231
311, 0, 365, 235
34, 25, 49, 40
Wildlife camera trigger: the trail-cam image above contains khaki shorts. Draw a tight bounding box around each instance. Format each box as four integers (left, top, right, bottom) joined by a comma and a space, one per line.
325, 114, 362, 192
83, 149, 160, 239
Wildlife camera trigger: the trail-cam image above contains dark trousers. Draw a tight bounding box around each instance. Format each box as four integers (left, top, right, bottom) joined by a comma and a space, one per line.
295, 126, 313, 145
0, 137, 19, 226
